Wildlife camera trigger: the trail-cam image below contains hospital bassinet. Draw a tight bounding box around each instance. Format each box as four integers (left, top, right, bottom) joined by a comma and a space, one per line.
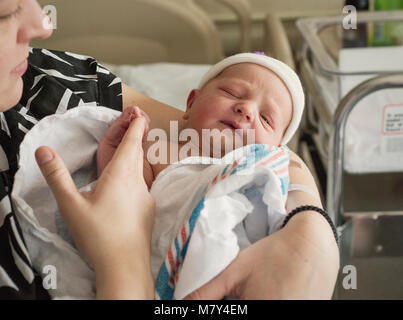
297, 10, 403, 299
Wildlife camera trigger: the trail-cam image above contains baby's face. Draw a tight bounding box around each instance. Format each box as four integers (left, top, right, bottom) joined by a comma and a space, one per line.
184, 63, 293, 155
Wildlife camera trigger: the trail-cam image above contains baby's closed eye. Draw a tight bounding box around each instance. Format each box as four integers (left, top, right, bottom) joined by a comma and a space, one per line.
260, 114, 270, 125
220, 87, 243, 99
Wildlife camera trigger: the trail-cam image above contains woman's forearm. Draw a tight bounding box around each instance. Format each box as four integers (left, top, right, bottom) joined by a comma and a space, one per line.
283, 151, 339, 297
122, 83, 185, 133
282, 209, 340, 299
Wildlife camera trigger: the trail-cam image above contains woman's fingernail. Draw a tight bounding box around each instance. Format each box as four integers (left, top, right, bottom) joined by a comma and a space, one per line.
36, 148, 54, 165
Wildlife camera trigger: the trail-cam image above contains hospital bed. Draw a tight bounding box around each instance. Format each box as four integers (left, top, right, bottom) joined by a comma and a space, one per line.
297, 10, 403, 299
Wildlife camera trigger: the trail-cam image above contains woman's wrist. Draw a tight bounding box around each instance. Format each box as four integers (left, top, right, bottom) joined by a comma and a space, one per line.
280, 210, 340, 298
94, 253, 154, 299
282, 205, 339, 245
93, 230, 154, 300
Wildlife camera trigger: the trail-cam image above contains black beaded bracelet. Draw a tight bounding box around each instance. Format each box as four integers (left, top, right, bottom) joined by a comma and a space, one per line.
281, 205, 339, 246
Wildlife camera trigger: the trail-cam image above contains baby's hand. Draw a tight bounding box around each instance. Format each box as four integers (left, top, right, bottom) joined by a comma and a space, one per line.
97, 106, 150, 177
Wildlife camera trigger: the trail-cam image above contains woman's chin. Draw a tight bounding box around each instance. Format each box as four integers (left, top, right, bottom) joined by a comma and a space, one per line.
0, 77, 24, 112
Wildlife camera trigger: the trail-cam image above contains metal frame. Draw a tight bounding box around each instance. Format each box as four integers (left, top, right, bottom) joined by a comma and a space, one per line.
297, 11, 403, 300
297, 10, 403, 75
297, 11, 403, 224
327, 74, 403, 226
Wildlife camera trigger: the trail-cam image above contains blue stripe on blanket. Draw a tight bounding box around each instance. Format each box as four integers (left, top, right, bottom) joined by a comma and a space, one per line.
156, 196, 206, 300
221, 165, 229, 177
155, 264, 174, 299
281, 176, 290, 196
231, 144, 288, 176
181, 196, 205, 260
174, 238, 180, 258
230, 146, 269, 175
271, 157, 289, 169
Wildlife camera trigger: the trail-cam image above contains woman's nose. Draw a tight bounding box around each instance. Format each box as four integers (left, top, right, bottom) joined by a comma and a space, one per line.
234, 104, 254, 122
17, 1, 53, 43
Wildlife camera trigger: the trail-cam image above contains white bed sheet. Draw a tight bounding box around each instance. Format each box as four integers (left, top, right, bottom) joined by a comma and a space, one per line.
104, 62, 211, 111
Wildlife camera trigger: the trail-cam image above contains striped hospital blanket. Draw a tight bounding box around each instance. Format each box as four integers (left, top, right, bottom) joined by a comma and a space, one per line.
155, 144, 290, 300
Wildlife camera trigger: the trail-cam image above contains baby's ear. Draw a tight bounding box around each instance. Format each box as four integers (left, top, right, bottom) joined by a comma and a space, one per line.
184, 89, 199, 120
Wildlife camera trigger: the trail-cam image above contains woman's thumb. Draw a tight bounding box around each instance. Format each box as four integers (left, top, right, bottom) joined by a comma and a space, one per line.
35, 146, 81, 212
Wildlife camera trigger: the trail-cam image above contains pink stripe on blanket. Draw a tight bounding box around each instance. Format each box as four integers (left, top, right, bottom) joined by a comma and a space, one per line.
259, 150, 286, 166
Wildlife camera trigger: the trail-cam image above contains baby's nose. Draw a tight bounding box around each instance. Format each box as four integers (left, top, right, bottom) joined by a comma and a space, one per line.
234, 104, 254, 121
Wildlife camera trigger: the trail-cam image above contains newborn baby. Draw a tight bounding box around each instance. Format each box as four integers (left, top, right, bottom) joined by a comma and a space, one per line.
97, 53, 305, 299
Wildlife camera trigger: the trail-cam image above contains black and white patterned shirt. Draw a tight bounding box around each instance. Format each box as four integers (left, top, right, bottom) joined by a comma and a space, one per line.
0, 48, 122, 299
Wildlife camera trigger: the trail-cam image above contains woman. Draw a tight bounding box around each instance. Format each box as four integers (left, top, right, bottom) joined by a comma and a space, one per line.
0, 0, 339, 299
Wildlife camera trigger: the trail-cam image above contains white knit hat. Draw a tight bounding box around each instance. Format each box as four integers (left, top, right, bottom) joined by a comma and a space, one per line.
198, 52, 304, 145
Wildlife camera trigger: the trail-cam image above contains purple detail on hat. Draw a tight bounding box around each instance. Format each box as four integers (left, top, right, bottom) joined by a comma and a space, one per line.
253, 51, 266, 56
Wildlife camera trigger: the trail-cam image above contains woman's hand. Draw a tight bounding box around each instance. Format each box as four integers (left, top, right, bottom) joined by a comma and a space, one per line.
35, 114, 155, 299
97, 106, 150, 177
185, 151, 339, 300
185, 209, 339, 299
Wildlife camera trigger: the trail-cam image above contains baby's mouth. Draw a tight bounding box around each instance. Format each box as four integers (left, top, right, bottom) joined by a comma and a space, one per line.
220, 120, 240, 131
219, 121, 246, 141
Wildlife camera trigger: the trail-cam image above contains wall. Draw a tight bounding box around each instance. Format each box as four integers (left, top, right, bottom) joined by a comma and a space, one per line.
196, 0, 345, 54
199, 0, 344, 20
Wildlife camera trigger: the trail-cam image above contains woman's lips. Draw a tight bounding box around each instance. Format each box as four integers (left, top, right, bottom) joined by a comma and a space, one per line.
11, 59, 28, 76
